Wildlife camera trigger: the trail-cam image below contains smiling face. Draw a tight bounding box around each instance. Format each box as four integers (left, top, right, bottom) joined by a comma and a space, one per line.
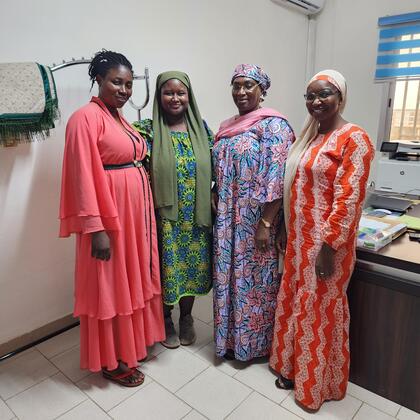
160, 79, 189, 118
305, 79, 342, 123
97, 65, 133, 110
231, 76, 262, 115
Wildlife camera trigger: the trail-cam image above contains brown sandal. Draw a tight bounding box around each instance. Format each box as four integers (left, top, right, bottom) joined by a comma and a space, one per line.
102, 368, 145, 387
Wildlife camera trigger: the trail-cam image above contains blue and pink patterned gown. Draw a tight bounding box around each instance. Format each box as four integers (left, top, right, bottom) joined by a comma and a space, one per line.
212, 116, 294, 361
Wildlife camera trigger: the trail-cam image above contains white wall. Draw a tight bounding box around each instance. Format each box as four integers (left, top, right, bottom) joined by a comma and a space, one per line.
0, 0, 309, 345
313, 0, 420, 180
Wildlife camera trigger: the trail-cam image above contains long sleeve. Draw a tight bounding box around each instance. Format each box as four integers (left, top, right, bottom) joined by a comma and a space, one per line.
321, 130, 374, 250
59, 107, 120, 237
253, 117, 294, 203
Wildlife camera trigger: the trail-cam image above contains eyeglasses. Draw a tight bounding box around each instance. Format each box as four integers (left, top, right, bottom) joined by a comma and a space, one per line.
304, 89, 339, 102
232, 81, 261, 93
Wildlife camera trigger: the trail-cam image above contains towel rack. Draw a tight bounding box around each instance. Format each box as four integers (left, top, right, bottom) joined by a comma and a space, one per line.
51, 58, 150, 120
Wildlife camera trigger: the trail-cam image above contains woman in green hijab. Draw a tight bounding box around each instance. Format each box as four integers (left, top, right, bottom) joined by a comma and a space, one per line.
133, 71, 213, 348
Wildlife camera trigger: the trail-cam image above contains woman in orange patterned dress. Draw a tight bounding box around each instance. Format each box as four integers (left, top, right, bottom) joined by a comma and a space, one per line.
269, 70, 374, 411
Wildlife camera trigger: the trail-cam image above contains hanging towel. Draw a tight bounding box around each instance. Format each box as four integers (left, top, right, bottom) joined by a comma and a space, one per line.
0, 62, 59, 145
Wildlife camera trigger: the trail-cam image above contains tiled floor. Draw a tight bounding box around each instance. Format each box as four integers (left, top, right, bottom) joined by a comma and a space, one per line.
0, 294, 419, 420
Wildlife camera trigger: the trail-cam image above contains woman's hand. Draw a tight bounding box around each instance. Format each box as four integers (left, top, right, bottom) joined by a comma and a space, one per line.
211, 191, 218, 214
91, 231, 111, 261
275, 221, 287, 254
255, 223, 270, 252
315, 242, 336, 279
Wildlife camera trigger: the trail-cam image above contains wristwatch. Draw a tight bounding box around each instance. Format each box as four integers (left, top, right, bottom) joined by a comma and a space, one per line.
259, 217, 271, 228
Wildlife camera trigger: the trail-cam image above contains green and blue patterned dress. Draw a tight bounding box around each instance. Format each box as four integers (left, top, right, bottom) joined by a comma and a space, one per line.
133, 119, 212, 305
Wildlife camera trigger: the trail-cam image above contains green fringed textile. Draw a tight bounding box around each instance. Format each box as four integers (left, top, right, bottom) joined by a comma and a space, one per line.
0, 63, 60, 146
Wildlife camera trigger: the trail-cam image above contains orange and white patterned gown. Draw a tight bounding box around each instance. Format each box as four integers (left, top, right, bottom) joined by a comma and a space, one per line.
270, 123, 374, 410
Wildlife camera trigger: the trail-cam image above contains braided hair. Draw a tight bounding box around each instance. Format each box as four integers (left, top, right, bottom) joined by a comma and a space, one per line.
88, 49, 133, 89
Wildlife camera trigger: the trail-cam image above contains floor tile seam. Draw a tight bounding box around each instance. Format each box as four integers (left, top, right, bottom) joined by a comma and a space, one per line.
43, 342, 80, 361
105, 379, 155, 413
181, 405, 210, 420
197, 352, 245, 378
51, 398, 89, 420
87, 395, 113, 419
214, 364, 237, 377
219, 386, 253, 420
226, 368, 274, 394
351, 400, 365, 419
251, 389, 304, 420
359, 401, 402, 418
180, 407, 210, 420
2, 361, 60, 401
74, 372, 114, 407
48, 354, 90, 385
395, 405, 402, 418
191, 352, 237, 377
346, 390, 401, 417
194, 316, 213, 324
2, 398, 19, 420
180, 407, 194, 420
184, 337, 214, 355
0, 349, 40, 371
172, 365, 213, 394
132, 377, 209, 419
0, 348, 36, 366
4, 371, 88, 417
250, 387, 293, 410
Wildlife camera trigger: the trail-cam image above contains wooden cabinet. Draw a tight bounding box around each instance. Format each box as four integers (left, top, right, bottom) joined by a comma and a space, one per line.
348, 262, 420, 413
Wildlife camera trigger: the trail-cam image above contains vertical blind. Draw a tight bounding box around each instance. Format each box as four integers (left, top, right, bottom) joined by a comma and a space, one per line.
375, 11, 420, 81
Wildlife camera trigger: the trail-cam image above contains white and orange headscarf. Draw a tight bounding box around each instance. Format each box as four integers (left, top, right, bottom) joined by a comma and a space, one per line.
283, 69, 347, 230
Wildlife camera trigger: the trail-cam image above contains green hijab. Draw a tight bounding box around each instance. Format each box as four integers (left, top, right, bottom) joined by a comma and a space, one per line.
151, 71, 212, 227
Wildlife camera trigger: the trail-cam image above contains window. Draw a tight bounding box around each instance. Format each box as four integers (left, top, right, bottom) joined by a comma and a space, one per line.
375, 13, 420, 143
389, 79, 420, 141
389, 33, 420, 141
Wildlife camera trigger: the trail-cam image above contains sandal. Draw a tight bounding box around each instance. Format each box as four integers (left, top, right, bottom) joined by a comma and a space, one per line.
102, 367, 145, 387
275, 375, 294, 390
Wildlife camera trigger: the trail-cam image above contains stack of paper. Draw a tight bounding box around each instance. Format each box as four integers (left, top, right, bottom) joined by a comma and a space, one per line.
357, 216, 407, 251
397, 215, 420, 231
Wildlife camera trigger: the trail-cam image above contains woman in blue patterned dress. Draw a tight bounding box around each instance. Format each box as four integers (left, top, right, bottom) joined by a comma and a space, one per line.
212, 64, 295, 361
133, 71, 213, 349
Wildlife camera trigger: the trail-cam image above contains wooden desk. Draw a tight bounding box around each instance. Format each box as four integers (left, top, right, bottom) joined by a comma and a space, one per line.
348, 205, 420, 413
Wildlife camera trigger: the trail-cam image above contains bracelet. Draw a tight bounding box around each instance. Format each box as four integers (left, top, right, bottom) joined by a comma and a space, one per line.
259, 217, 271, 228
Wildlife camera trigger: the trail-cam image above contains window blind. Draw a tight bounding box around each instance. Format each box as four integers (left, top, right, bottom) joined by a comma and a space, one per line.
376, 11, 420, 80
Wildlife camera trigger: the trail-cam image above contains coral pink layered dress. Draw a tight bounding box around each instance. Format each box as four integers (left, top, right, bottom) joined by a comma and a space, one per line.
60, 97, 165, 372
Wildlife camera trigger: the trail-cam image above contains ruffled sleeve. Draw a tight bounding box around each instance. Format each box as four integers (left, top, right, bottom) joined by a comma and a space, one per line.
253, 117, 294, 203
59, 106, 121, 237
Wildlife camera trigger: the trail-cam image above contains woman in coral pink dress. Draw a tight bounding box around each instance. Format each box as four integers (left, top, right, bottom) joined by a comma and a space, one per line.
270, 70, 374, 411
59, 50, 164, 386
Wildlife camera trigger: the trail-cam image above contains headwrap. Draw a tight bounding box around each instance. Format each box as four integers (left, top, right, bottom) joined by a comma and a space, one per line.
283, 69, 347, 230
231, 64, 271, 96
151, 71, 212, 227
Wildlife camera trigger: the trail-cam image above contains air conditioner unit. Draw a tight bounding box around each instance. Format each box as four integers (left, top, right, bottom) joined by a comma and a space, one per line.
271, 0, 325, 15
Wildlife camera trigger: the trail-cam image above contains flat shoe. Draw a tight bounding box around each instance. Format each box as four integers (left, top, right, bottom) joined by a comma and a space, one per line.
102, 368, 145, 387
223, 350, 236, 360
275, 375, 294, 390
